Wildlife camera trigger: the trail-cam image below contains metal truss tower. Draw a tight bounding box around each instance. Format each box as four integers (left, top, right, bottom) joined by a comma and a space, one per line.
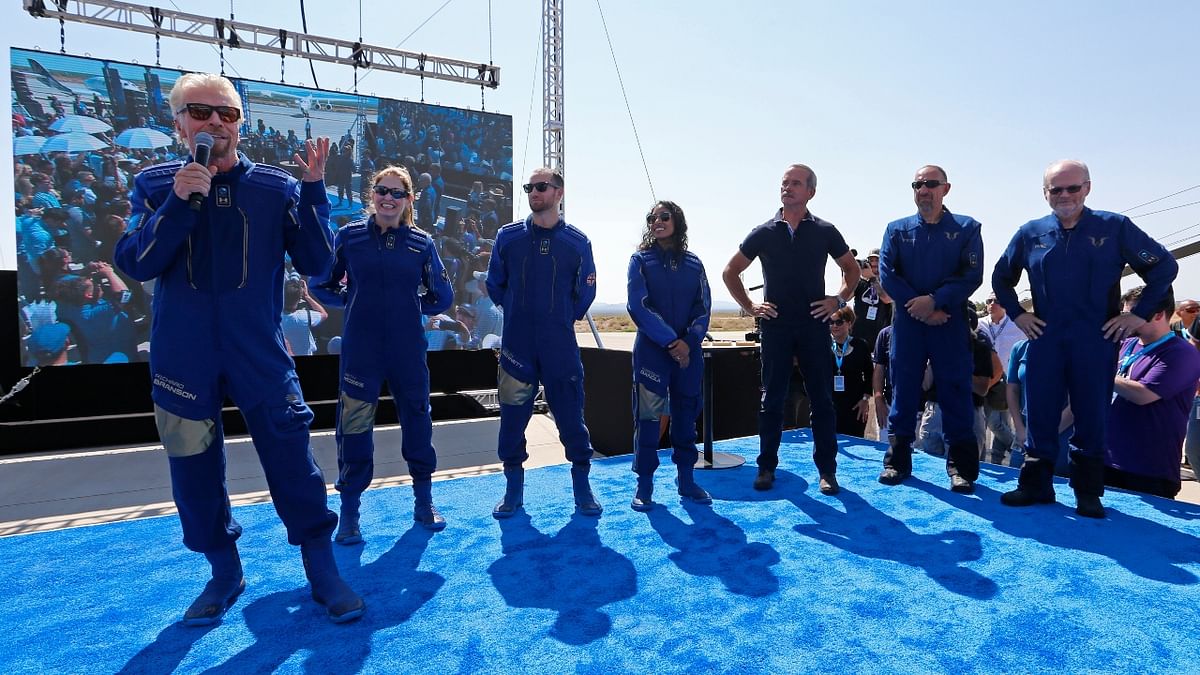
22, 0, 499, 89
542, 0, 564, 177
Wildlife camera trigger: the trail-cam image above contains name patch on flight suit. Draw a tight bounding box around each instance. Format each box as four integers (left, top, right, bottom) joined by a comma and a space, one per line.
540, 239, 551, 255
215, 185, 231, 208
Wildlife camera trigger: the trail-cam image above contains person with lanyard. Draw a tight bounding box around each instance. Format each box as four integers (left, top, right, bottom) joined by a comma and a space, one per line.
311, 165, 454, 541
993, 159, 1177, 518
978, 292, 1025, 465
626, 200, 713, 511
722, 163, 861, 496
877, 165, 984, 494
1105, 285, 1200, 499
827, 306, 874, 437
851, 248, 892, 363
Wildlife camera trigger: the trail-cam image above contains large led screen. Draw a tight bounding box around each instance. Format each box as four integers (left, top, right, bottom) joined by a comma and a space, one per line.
11, 48, 513, 366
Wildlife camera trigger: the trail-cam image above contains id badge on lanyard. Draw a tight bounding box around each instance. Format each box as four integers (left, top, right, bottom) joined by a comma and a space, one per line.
834, 375, 845, 392
866, 306, 878, 321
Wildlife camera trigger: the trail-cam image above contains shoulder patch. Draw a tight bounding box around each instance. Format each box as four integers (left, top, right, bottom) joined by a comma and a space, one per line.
561, 224, 591, 245
405, 227, 432, 248
136, 160, 184, 195
682, 252, 704, 272
243, 163, 295, 192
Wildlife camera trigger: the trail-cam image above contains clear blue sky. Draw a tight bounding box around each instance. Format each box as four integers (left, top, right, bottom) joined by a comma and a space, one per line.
4, 1, 1198, 307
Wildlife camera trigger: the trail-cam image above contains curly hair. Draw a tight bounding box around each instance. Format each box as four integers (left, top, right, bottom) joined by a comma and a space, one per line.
638, 200, 688, 252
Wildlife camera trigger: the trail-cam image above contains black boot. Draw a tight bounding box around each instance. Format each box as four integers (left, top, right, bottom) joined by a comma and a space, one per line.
182, 545, 245, 626
492, 465, 524, 519
412, 477, 446, 531
631, 474, 655, 512
335, 492, 362, 545
879, 435, 913, 485
571, 462, 603, 516
676, 463, 712, 504
301, 540, 365, 624
1000, 454, 1056, 506
947, 439, 980, 493
1070, 455, 1106, 519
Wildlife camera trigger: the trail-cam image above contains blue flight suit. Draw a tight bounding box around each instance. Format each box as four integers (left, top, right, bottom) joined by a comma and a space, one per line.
486, 216, 597, 466
879, 208, 984, 480
627, 245, 711, 476
992, 207, 1177, 496
311, 216, 453, 497
115, 154, 337, 553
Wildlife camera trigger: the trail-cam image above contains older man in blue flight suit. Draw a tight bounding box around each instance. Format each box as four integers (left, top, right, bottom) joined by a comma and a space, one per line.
993, 159, 1177, 518
627, 200, 713, 510
115, 73, 363, 625
878, 165, 983, 493
487, 167, 601, 518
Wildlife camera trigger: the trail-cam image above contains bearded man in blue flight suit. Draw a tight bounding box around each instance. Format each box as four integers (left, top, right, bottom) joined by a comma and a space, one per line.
486, 167, 602, 518
878, 165, 984, 493
627, 200, 713, 511
993, 159, 1177, 518
115, 73, 364, 625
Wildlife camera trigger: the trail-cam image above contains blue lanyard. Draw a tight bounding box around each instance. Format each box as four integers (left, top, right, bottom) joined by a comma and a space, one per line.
831, 336, 850, 374
1118, 333, 1174, 377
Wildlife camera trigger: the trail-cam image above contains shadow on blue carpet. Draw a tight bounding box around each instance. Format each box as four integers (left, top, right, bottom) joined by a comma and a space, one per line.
4, 429, 1200, 674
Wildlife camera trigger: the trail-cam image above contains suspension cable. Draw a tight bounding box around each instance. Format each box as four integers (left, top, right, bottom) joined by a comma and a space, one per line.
593, 0, 655, 201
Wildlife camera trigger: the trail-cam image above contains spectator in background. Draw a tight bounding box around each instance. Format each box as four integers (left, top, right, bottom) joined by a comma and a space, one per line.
415, 172, 435, 230
26, 322, 73, 367
979, 291, 1025, 465
1105, 286, 1200, 499
852, 248, 892, 359
1170, 299, 1198, 338
281, 277, 328, 357
53, 264, 137, 364
828, 306, 873, 437
872, 325, 894, 440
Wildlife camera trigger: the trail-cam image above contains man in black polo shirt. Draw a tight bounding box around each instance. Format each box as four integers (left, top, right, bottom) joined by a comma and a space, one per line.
723, 163, 861, 494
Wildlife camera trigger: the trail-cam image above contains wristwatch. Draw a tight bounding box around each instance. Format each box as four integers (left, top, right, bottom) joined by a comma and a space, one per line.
836, 295, 848, 309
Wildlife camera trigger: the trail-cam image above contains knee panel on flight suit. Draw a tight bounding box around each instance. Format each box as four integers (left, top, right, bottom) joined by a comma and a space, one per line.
155, 405, 217, 458
636, 382, 668, 421
498, 367, 537, 406
339, 392, 378, 435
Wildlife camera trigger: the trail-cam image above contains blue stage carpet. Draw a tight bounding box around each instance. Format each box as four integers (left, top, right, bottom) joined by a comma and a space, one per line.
3, 430, 1200, 674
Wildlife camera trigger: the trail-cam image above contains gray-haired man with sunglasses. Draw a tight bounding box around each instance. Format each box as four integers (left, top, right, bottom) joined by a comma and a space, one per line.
115, 73, 364, 625
992, 159, 1177, 518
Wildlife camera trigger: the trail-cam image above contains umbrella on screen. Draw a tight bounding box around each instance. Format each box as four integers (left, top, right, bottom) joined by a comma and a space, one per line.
114, 127, 174, 149
49, 114, 112, 134
13, 135, 46, 155
41, 132, 108, 153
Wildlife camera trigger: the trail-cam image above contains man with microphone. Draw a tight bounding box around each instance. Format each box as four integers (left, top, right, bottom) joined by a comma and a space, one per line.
115, 73, 364, 625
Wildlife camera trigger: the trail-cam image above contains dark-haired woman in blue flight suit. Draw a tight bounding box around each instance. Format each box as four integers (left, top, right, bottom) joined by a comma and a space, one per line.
627, 200, 713, 511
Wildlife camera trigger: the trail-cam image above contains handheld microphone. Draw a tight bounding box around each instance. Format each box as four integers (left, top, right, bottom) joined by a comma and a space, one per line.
188, 132, 214, 212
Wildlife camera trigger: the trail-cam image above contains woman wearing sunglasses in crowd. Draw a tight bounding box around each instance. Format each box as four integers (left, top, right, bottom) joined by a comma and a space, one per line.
311, 166, 454, 540
626, 201, 713, 511
827, 306, 874, 438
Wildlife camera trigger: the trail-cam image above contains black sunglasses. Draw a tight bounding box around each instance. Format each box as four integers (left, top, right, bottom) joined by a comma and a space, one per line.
985, 298, 996, 304
646, 212, 671, 224
177, 103, 242, 123
1046, 182, 1089, 196
911, 179, 947, 190
830, 319, 848, 326
522, 181, 559, 193
373, 186, 411, 199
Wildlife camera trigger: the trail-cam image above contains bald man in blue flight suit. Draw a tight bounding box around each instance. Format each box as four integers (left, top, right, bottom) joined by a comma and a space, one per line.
115, 73, 363, 625
627, 200, 713, 511
879, 165, 983, 492
487, 167, 602, 518
993, 159, 1177, 518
